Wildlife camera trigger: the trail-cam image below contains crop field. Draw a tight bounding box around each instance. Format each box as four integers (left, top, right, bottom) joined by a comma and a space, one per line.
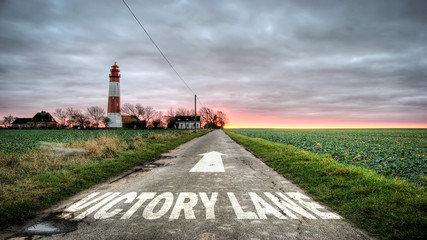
0, 129, 182, 154
227, 128, 427, 186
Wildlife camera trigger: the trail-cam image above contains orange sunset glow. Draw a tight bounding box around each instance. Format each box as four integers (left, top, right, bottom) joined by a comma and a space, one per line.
224, 112, 427, 129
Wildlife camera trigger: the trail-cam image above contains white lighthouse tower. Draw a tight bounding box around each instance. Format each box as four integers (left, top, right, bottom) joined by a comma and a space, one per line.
107, 62, 122, 128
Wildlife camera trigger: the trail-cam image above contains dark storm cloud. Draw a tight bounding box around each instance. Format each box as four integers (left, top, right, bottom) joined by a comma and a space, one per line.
0, 0, 426, 126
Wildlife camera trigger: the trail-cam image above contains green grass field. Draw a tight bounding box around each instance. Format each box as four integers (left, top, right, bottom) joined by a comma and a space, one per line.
227, 128, 427, 186
225, 130, 426, 240
0, 129, 183, 154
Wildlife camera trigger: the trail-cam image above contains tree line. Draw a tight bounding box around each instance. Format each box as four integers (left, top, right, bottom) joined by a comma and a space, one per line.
1, 105, 228, 129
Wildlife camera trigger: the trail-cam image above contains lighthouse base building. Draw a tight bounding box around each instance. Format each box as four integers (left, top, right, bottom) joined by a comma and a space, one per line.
107, 113, 122, 128
107, 62, 122, 128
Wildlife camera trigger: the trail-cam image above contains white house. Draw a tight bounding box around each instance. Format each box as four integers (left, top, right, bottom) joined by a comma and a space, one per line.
176, 116, 201, 129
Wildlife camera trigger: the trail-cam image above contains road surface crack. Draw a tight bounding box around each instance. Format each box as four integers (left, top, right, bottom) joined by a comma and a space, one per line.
296, 219, 304, 239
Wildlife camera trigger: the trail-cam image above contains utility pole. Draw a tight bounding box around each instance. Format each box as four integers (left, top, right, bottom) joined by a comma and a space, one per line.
194, 95, 197, 132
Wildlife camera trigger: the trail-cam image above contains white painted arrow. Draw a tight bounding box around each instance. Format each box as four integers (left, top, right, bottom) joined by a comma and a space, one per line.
189, 151, 226, 172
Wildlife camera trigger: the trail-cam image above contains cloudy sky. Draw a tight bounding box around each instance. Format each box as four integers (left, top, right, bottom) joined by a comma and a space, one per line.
1, 0, 426, 128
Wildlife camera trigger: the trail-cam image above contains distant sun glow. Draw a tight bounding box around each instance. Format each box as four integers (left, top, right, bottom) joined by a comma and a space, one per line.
224, 112, 427, 129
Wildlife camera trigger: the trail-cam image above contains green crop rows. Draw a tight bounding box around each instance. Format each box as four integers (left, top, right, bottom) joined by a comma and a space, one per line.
228, 129, 427, 186
0, 129, 181, 154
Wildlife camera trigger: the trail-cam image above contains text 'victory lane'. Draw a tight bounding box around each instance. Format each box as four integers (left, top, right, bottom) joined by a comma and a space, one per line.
61, 191, 341, 221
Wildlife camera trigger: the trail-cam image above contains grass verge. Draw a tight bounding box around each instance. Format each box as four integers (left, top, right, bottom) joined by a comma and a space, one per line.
225, 131, 426, 240
0, 130, 210, 228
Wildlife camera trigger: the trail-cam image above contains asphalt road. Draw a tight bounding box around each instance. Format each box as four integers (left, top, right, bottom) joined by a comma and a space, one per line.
7, 130, 374, 240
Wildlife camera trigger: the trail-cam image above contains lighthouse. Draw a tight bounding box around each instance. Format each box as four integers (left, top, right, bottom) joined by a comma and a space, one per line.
107, 62, 122, 128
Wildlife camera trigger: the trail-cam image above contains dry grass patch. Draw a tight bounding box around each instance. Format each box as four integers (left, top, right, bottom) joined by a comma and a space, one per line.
70, 134, 128, 158
0, 134, 130, 189
147, 130, 194, 140
131, 135, 146, 148
1, 150, 67, 174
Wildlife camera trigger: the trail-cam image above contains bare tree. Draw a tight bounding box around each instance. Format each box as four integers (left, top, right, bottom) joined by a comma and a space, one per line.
122, 103, 145, 120
144, 106, 156, 126
122, 103, 148, 129
66, 107, 77, 118
2, 114, 15, 128
174, 108, 185, 116
87, 106, 105, 128
53, 108, 67, 127
74, 112, 90, 128
66, 107, 77, 127
121, 104, 157, 129
199, 107, 228, 128
135, 104, 146, 118
215, 111, 229, 128
166, 107, 175, 118
66, 108, 89, 128
175, 108, 192, 116
152, 111, 164, 129
165, 108, 177, 129
122, 103, 136, 116
200, 107, 215, 128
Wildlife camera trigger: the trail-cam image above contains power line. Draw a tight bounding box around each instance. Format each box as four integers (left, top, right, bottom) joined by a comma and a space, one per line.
196, 95, 206, 109
122, 0, 197, 97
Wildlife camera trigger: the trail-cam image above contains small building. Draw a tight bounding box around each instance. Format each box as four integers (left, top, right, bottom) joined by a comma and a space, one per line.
176, 116, 201, 129
122, 115, 139, 129
11, 118, 32, 129
12, 111, 58, 129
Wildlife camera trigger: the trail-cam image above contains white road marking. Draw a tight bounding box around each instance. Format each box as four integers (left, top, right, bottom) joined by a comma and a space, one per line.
249, 192, 287, 219
61, 191, 341, 221
61, 192, 104, 219
286, 192, 341, 219
73, 192, 121, 220
265, 192, 316, 219
190, 151, 226, 172
143, 192, 174, 219
121, 192, 156, 219
94, 192, 137, 220
199, 192, 218, 220
170, 192, 198, 220
227, 192, 259, 219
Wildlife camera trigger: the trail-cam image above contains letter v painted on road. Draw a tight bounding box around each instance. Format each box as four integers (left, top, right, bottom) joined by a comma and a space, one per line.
189, 151, 226, 172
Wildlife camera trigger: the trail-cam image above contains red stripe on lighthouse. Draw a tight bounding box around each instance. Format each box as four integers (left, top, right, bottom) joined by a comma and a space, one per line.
109, 75, 120, 82
107, 96, 121, 113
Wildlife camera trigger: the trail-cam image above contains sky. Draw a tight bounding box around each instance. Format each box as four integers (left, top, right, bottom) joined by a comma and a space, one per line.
0, 0, 426, 128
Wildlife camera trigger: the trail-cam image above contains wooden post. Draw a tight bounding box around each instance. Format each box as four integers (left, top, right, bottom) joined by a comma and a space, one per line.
194, 95, 197, 132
